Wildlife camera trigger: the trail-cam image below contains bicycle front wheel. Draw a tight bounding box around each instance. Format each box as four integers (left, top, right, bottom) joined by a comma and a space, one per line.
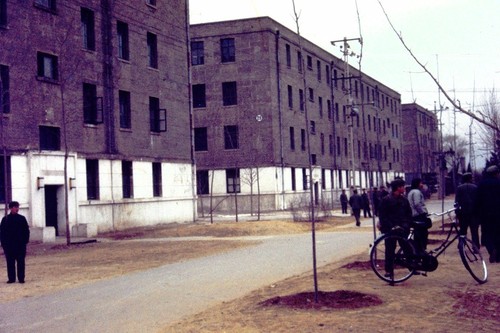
458, 236, 488, 284
370, 233, 416, 284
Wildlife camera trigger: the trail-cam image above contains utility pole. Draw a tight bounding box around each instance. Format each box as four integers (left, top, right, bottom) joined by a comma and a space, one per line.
331, 37, 362, 188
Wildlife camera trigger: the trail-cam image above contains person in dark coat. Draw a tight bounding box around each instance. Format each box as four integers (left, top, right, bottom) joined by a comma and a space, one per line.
475, 165, 500, 263
372, 187, 380, 217
339, 189, 348, 214
349, 189, 363, 226
361, 189, 372, 218
455, 173, 479, 248
1, 201, 30, 283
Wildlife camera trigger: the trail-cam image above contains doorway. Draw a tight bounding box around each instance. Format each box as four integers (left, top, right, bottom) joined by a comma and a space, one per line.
45, 185, 59, 236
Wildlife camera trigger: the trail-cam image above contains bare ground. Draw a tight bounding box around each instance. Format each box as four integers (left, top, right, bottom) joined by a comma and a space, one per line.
1, 216, 498, 333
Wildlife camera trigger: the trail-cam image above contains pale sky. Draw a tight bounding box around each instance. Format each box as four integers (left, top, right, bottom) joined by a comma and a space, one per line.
190, 0, 500, 164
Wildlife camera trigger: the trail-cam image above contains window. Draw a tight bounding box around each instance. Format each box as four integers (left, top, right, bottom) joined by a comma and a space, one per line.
318, 96, 323, 118
39, 126, 60, 150
152, 162, 162, 197
291, 167, 296, 191
336, 136, 341, 156
320, 133, 325, 155
327, 100, 331, 120
147, 32, 158, 68
37, 52, 58, 81
306, 55, 312, 70
191, 41, 204, 65
311, 154, 317, 165
0, 155, 10, 203
344, 138, 348, 157
117, 21, 129, 60
194, 127, 208, 151
119, 90, 131, 129
285, 44, 291, 67
308, 88, 314, 101
329, 135, 334, 155
333, 69, 338, 88
86, 159, 99, 200
35, 0, 56, 12
81, 8, 95, 51
325, 65, 330, 86
299, 89, 304, 111
297, 51, 302, 72
302, 168, 308, 190
317, 60, 321, 81
289, 127, 295, 150
0, 0, 6, 27
192, 84, 206, 108
0, 65, 10, 113
287, 85, 293, 109
301, 129, 306, 151
146, 0, 156, 6
222, 81, 237, 106
224, 125, 239, 150
83, 83, 102, 125
122, 161, 133, 198
149, 96, 166, 133
221, 38, 235, 63
310, 121, 316, 135
226, 168, 240, 193
197, 170, 209, 195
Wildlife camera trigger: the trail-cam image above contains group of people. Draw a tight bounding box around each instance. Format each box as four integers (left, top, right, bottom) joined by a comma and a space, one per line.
339, 186, 389, 226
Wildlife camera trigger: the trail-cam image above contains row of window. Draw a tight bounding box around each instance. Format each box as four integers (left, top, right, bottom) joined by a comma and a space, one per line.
194, 125, 238, 151
190, 38, 235, 66
192, 82, 237, 108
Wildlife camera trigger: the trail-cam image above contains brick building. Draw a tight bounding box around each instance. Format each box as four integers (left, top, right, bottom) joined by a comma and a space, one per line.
401, 103, 440, 183
190, 17, 404, 214
0, 0, 195, 241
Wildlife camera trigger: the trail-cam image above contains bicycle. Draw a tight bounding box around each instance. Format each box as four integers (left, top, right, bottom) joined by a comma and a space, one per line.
370, 206, 488, 285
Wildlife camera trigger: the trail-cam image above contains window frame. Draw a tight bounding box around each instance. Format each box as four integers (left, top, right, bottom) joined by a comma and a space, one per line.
147, 32, 158, 69
0, 0, 7, 27
196, 170, 209, 195
152, 162, 162, 197
192, 84, 206, 108
81, 7, 95, 51
37, 52, 58, 81
83, 83, 103, 125
222, 81, 237, 106
117, 21, 130, 60
149, 96, 166, 133
122, 160, 134, 199
226, 168, 240, 193
34, 0, 56, 13
119, 90, 131, 129
191, 41, 204, 66
220, 38, 235, 63
39, 125, 60, 151
86, 159, 100, 200
0, 64, 10, 114
224, 125, 239, 150
194, 127, 208, 151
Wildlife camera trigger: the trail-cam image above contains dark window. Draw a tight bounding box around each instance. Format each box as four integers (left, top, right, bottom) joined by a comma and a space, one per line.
344, 138, 348, 157
146, 0, 156, 6
285, 44, 291, 67
311, 154, 317, 165
152, 162, 162, 197
329, 135, 334, 155
39, 126, 60, 150
147, 32, 158, 68
333, 69, 338, 88
192, 84, 206, 108
308, 88, 314, 101
318, 96, 323, 118
117, 21, 129, 60
37, 52, 58, 80
194, 127, 208, 151
122, 160, 133, 198
191, 41, 204, 65
34, 0, 56, 12
327, 100, 331, 120
307, 55, 312, 69
197, 170, 209, 195
224, 125, 239, 150
301, 129, 306, 151
119, 90, 131, 129
83, 83, 103, 125
86, 159, 99, 200
310, 121, 316, 135
336, 136, 341, 156
321, 133, 325, 155
297, 51, 302, 72
287, 85, 293, 109
149, 96, 166, 133
226, 168, 240, 193
325, 65, 330, 86
222, 81, 237, 106
221, 38, 235, 63
299, 89, 304, 111
291, 167, 296, 191
302, 168, 308, 190
0, 0, 7, 27
322, 169, 326, 190
289, 127, 295, 150
81, 8, 95, 51
317, 60, 321, 81
0, 65, 10, 113
0, 156, 11, 203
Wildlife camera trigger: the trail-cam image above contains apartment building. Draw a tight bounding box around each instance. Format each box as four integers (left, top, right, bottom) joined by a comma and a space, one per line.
0, 0, 195, 241
190, 17, 404, 214
401, 103, 440, 183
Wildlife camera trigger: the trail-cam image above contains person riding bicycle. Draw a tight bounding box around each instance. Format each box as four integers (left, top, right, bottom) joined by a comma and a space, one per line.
378, 179, 413, 277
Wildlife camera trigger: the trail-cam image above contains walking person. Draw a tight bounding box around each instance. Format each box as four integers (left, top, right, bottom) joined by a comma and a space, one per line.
349, 189, 363, 227
372, 187, 380, 217
475, 165, 500, 263
1, 201, 30, 283
455, 173, 479, 248
339, 189, 348, 214
407, 178, 431, 253
361, 189, 372, 218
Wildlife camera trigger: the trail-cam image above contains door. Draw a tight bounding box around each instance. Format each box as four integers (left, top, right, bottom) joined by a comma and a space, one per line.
45, 185, 59, 236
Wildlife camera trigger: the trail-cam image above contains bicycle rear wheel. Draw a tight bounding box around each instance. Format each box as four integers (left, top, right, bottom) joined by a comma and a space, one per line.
370, 233, 416, 284
458, 236, 488, 284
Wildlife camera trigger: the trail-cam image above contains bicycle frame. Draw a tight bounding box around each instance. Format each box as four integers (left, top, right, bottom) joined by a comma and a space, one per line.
425, 207, 460, 258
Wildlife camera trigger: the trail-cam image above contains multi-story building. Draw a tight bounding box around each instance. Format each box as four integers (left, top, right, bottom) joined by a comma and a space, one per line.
190, 17, 404, 214
0, 0, 195, 241
401, 103, 439, 183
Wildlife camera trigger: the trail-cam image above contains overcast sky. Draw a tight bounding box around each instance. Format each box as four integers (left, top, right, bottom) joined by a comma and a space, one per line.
190, 0, 500, 163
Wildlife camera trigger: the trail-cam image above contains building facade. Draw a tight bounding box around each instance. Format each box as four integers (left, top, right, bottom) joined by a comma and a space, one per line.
190, 17, 404, 214
401, 103, 439, 184
0, 0, 195, 241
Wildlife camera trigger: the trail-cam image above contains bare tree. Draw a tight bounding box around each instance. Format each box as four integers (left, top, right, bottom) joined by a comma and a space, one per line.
475, 89, 500, 157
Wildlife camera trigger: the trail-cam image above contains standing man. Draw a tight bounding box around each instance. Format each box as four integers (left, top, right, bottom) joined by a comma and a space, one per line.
1, 201, 30, 283
361, 189, 372, 218
339, 189, 348, 214
349, 189, 363, 227
455, 173, 479, 248
407, 178, 430, 253
372, 187, 380, 217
